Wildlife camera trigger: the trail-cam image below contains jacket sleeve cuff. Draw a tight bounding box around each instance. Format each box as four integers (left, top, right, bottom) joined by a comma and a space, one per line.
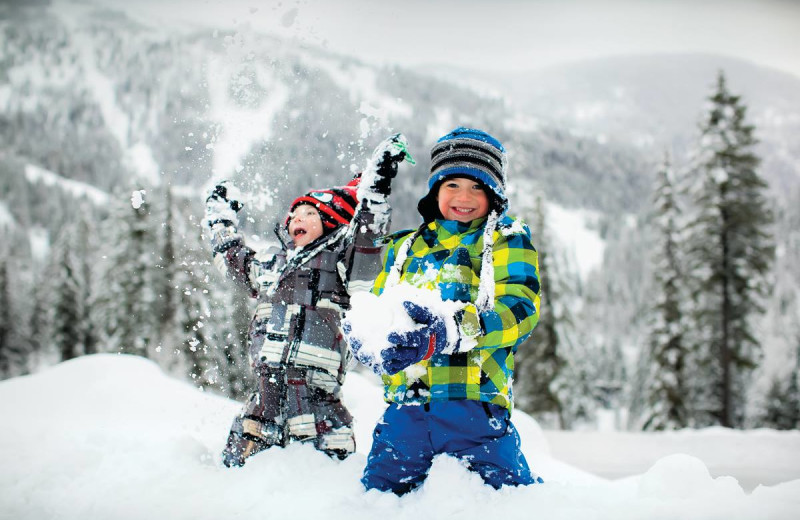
454, 303, 481, 353
210, 222, 243, 253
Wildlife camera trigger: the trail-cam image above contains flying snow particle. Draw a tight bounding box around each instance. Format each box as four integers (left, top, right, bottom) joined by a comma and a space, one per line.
359, 118, 370, 138
131, 190, 146, 209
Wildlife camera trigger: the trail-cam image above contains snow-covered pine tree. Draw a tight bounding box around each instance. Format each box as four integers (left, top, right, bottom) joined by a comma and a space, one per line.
528, 203, 597, 430
751, 185, 800, 427
640, 153, 689, 431
173, 219, 252, 398
681, 71, 775, 428
95, 193, 158, 358
50, 229, 83, 361
758, 337, 800, 430
0, 226, 37, 378
153, 186, 178, 337
514, 196, 566, 427
551, 339, 599, 429
0, 255, 16, 377
26, 270, 50, 370
75, 213, 99, 356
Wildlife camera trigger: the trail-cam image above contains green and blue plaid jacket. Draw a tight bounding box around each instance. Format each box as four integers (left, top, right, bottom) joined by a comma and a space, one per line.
373, 215, 540, 410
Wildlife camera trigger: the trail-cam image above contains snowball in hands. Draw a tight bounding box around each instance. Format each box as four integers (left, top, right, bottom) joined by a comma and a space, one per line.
344, 284, 468, 374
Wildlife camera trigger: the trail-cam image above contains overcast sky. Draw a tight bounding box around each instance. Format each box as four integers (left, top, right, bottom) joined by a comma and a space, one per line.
84, 0, 800, 78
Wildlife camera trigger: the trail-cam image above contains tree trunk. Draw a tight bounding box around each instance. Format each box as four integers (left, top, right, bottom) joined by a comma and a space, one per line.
720, 207, 732, 428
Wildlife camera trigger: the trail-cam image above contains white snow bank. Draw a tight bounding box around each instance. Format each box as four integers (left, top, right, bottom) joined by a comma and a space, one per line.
0, 355, 798, 520
545, 427, 800, 492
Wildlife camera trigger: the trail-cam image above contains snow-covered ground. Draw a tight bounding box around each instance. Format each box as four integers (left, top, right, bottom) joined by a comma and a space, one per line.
1, 355, 799, 520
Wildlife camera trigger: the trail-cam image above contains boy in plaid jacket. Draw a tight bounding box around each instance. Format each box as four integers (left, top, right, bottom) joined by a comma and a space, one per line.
346, 127, 544, 494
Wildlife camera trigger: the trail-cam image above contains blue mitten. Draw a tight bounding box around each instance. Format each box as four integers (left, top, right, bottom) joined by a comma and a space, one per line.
381, 301, 459, 373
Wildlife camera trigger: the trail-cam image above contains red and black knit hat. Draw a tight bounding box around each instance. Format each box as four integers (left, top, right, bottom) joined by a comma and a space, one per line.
286, 175, 361, 233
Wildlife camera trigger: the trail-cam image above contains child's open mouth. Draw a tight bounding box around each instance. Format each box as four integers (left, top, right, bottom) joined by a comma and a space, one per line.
294, 229, 307, 237
452, 207, 476, 215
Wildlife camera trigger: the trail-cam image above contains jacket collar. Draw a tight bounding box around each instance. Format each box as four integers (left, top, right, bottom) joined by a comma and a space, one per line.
420, 216, 488, 246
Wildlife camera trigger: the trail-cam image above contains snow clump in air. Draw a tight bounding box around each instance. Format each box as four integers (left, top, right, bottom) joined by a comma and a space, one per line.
131, 189, 146, 209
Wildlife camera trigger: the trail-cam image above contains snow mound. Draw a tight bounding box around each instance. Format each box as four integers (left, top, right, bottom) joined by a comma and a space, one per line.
0, 355, 798, 519
638, 454, 743, 499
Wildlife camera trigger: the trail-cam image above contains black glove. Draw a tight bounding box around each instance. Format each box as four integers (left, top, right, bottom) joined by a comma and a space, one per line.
370, 133, 414, 196
204, 181, 243, 227
206, 182, 243, 210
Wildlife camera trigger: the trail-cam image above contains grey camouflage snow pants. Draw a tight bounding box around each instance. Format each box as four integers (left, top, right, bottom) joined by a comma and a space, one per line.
221, 365, 354, 467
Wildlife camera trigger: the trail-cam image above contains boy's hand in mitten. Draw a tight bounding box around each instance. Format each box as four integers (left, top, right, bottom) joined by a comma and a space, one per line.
369, 133, 415, 196
380, 301, 460, 374
344, 315, 426, 375
204, 180, 244, 227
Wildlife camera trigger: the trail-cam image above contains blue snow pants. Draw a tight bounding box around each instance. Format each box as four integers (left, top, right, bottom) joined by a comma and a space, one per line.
362, 400, 543, 495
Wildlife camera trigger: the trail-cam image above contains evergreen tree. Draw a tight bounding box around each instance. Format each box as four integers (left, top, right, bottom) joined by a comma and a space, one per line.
27, 270, 50, 370
682, 72, 775, 428
641, 153, 689, 430
174, 222, 251, 398
95, 193, 157, 358
74, 211, 99, 356
551, 339, 598, 429
51, 234, 82, 361
154, 186, 178, 336
760, 375, 800, 430
759, 339, 800, 430
514, 197, 567, 427
0, 232, 35, 378
0, 256, 16, 377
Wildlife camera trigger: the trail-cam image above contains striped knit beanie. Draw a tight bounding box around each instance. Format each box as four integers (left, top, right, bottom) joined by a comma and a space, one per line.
417, 127, 508, 221
286, 176, 360, 234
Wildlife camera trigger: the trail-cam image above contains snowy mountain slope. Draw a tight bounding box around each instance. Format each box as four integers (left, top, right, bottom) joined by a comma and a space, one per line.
544, 202, 606, 280
0, 0, 651, 235
430, 53, 800, 195
1, 355, 799, 520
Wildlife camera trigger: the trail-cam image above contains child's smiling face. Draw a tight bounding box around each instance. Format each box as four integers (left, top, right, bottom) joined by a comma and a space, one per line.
436, 177, 489, 223
288, 204, 323, 247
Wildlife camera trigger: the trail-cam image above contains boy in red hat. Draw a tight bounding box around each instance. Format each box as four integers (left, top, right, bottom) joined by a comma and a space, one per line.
204, 134, 413, 467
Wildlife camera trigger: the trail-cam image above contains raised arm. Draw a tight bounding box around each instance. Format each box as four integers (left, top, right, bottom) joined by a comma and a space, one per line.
346, 134, 414, 293
204, 181, 258, 296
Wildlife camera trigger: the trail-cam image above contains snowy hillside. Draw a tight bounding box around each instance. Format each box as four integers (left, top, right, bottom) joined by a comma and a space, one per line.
491, 54, 800, 195
0, 0, 651, 234
0, 355, 799, 520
